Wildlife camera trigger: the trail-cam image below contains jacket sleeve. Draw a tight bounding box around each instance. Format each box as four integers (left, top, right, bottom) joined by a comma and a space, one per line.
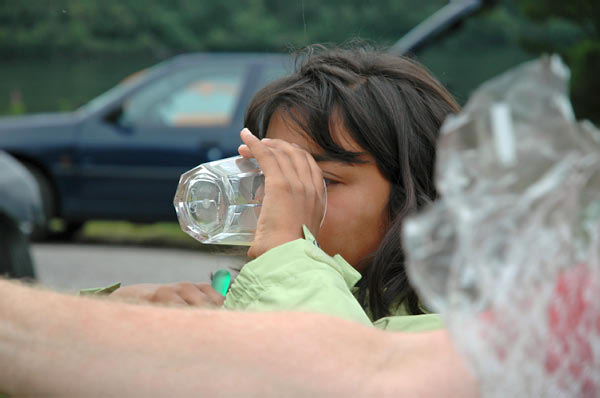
224, 226, 443, 332
373, 314, 444, 332
224, 228, 373, 326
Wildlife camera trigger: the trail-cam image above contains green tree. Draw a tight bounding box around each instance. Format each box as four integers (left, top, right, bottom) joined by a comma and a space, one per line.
0, 0, 445, 57
517, 0, 600, 123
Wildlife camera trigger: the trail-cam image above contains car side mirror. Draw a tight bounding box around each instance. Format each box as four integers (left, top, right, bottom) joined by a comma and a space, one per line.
104, 106, 134, 133
104, 106, 124, 125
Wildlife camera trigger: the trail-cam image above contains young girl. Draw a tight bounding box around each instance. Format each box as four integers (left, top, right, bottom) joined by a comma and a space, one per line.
111, 45, 459, 331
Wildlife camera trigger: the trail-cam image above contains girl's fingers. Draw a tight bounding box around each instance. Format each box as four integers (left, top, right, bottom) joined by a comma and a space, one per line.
238, 144, 253, 158
261, 138, 325, 234
239, 126, 325, 256
241, 129, 301, 189
268, 140, 325, 204
264, 139, 319, 200
262, 141, 302, 188
240, 128, 280, 174
306, 151, 326, 205
240, 129, 321, 198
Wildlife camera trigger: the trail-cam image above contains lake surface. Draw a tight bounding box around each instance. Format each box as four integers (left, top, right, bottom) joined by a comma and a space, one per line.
1, 45, 531, 116
0, 56, 157, 115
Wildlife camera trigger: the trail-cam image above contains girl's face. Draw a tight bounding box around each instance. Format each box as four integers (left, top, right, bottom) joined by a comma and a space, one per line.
266, 109, 391, 271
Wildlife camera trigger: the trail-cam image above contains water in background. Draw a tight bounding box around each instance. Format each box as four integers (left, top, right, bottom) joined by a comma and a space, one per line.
0, 24, 533, 118
0, 56, 157, 115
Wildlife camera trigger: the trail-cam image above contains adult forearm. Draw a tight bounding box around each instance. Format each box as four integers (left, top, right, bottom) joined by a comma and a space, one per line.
0, 279, 477, 396
0, 279, 376, 396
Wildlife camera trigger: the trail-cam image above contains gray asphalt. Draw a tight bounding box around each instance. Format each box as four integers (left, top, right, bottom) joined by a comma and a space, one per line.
32, 243, 247, 292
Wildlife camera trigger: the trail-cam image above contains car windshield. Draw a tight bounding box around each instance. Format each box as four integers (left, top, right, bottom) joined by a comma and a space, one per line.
76, 62, 166, 115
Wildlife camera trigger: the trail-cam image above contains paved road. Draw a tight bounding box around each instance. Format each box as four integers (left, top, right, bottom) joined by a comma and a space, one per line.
32, 243, 247, 292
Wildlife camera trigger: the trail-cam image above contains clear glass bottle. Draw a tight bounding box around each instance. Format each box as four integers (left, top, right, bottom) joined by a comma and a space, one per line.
174, 156, 326, 245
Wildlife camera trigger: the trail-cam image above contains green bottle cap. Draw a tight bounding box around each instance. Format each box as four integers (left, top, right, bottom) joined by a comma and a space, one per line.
211, 269, 231, 296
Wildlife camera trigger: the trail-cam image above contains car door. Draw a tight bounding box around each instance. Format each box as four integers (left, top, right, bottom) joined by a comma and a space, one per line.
72, 59, 257, 221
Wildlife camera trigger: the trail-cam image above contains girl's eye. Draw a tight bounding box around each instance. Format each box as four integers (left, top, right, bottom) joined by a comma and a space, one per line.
324, 178, 339, 186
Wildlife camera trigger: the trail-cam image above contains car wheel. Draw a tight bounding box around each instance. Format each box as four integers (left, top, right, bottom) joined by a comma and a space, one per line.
53, 220, 85, 240
0, 213, 36, 280
23, 163, 56, 240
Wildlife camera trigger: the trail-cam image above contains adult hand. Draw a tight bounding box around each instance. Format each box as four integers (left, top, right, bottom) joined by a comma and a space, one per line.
110, 282, 225, 307
239, 128, 326, 258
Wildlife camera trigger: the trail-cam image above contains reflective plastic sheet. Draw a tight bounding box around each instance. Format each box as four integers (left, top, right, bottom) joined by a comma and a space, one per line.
403, 56, 600, 397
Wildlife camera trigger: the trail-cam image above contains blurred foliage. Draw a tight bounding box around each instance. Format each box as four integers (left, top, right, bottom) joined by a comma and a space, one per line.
7, 89, 26, 115
0, 0, 443, 57
81, 221, 199, 248
0, 0, 597, 122
516, 0, 599, 123
80, 221, 248, 255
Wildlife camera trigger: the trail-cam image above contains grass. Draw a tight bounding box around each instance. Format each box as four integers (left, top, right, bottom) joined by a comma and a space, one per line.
77, 221, 205, 249
46, 220, 248, 257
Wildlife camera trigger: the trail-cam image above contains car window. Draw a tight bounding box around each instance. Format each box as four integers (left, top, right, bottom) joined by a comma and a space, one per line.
257, 62, 292, 88
121, 63, 246, 127
78, 67, 154, 115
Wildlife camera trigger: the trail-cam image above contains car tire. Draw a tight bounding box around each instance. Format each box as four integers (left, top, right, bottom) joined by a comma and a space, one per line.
0, 213, 36, 280
54, 220, 85, 240
23, 163, 56, 241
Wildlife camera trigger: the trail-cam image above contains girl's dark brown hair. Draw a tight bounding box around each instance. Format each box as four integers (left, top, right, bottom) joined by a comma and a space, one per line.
244, 44, 459, 319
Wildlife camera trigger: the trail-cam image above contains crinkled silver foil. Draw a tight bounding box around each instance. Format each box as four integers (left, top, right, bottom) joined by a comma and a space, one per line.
403, 55, 600, 397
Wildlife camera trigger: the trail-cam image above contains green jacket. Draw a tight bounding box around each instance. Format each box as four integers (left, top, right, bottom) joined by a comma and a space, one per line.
225, 227, 442, 332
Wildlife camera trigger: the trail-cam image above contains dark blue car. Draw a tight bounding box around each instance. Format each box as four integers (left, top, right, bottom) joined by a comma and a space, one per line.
0, 53, 291, 237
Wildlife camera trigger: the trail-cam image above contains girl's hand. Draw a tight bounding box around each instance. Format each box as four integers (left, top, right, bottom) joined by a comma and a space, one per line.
239, 128, 326, 258
110, 282, 225, 307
